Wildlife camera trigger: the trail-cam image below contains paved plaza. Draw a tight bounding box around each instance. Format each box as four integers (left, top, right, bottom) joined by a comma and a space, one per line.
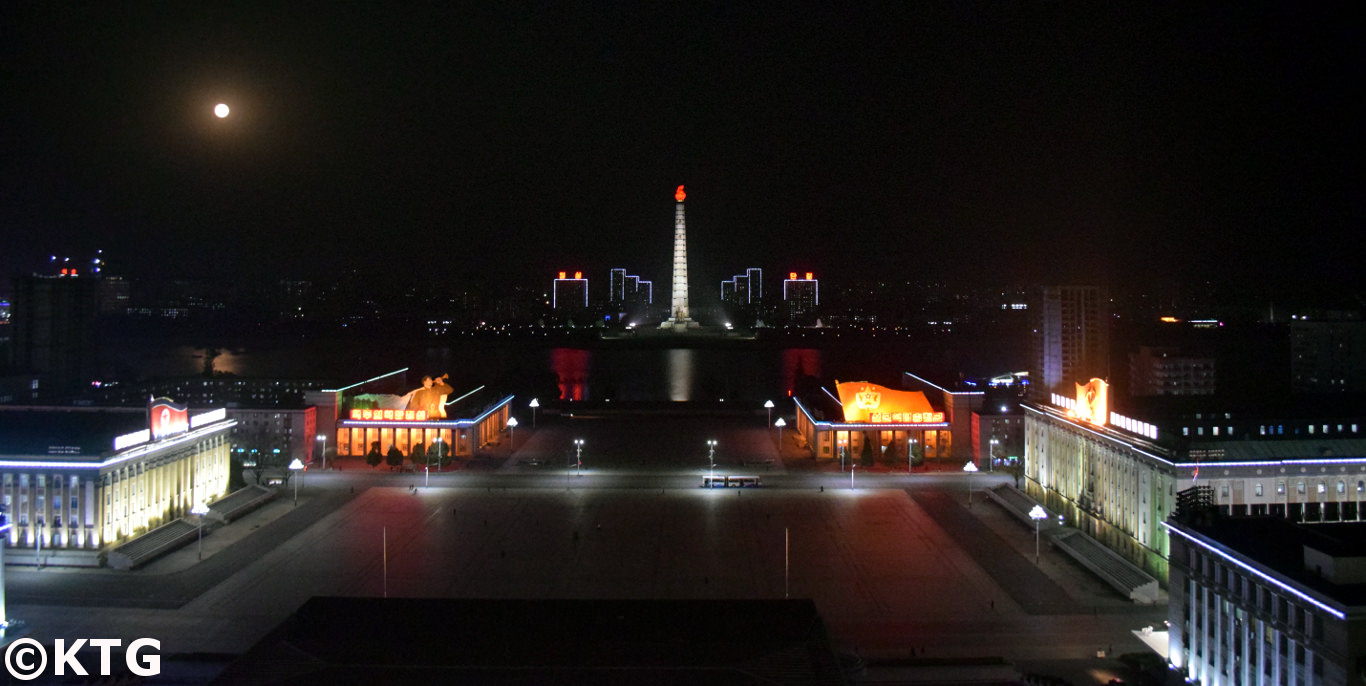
6, 414, 1166, 684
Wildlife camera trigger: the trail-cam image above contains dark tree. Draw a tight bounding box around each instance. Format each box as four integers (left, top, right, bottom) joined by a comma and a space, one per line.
386, 445, 404, 469
410, 442, 426, 469
366, 441, 382, 468
860, 432, 876, 467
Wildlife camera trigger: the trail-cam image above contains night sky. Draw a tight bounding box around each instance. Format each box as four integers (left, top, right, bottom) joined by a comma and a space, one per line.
3, 4, 1362, 299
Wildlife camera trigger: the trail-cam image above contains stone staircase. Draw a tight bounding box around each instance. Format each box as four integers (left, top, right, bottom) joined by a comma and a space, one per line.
106, 519, 199, 570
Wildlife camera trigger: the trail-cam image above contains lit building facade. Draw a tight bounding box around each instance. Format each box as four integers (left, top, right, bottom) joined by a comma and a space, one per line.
1165, 495, 1366, 686
1031, 285, 1109, 399
0, 401, 234, 562
783, 273, 819, 325
333, 394, 513, 461
552, 272, 588, 310
793, 382, 950, 463
1025, 379, 1366, 581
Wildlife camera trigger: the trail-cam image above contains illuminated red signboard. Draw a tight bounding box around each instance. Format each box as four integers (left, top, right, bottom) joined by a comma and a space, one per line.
350, 409, 429, 421
149, 398, 189, 440
835, 382, 943, 424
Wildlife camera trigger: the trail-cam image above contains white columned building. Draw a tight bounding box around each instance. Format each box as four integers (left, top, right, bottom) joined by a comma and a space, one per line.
663, 185, 698, 330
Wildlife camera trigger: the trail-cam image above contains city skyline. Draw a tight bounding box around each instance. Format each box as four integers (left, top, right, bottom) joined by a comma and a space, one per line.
3, 5, 1362, 300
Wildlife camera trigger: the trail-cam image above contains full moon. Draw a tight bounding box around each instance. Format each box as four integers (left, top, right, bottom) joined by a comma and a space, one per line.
214, 103, 230, 118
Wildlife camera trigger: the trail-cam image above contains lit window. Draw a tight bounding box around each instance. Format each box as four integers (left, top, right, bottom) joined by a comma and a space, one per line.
1255, 483, 1263, 497
1298, 481, 1306, 495
1277, 482, 1285, 495
1317, 483, 1326, 494
1337, 481, 1346, 495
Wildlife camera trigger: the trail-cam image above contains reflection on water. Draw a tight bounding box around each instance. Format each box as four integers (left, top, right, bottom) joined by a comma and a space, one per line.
108, 340, 844, 404
550, 348, 590, 401
667, 349, 695, 401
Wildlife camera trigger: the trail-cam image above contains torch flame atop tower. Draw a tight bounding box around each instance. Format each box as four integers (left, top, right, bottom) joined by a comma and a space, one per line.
675, 185, 686, 203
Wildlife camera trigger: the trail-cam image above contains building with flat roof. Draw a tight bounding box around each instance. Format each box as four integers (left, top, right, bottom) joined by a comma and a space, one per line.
783, 273, 819, 325
1031, 285, 1109, 400
1025, 378, 1366, 581
0, 400, 234, 565
793, 380, 950, 465
1166, 491, 1366, 686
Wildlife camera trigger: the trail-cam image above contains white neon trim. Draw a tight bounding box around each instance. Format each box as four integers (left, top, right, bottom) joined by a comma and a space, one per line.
326, 368, 410, 393
1173, 457, 1366, 468
1023, 404, 1174, 466
444, 385, 485, 406
0, 419, 236, 471
114, 429, 150, 451
903, 371, 985, 396
471, 395, 515, 423
1163, 521, 1346, 620
191, 408, 226, 427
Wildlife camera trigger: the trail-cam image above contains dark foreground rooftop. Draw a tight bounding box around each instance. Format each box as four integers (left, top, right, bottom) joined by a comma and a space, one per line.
214, 597, 847, 686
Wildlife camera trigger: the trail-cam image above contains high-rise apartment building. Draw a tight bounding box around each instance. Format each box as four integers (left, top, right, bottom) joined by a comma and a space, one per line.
783, 272, 819, 325
609, 269, 627, 304
1129, 346, 1217, 396
1291, 319, 1366, 393
1031, 285, 1109, 398
10, 274, 104, 395
552, 272, 588, 311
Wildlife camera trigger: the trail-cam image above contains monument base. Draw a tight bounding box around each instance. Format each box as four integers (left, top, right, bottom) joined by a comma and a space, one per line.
660, 319, 702, 331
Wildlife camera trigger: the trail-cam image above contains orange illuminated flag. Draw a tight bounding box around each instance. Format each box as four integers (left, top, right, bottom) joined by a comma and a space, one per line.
835, 381, 935, 422
1074, 378, 1108, 425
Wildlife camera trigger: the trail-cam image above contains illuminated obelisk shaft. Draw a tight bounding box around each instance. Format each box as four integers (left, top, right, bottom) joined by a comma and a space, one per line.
664, 185, 696, 329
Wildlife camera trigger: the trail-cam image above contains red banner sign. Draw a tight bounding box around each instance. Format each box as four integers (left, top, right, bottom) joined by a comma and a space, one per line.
350, 409, 428, 421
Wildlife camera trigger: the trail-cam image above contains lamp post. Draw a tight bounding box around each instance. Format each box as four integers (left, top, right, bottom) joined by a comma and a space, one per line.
289, 458, 304, 506
574, 439, 584, 480
850, 463, 856, 490
707, 439, 717, 478
774, 417, 786, 450
316, 434, 328, 471
963, 460, 978, 507
507, 416, 518, 453
1028, 505, 1047, 564
764, 400, 774, 428
191, 501, 210, 560
428, 435, 444, 487
529, 398, 539, 429
988, 438, 998, 473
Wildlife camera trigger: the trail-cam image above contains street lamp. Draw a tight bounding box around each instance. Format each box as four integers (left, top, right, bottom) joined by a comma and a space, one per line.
289, 458, 304, 506
1028, 505, 1048, 564
963, 460, 978, 507
507, 416, 519, 452
191, 501, 210, 560
764, 400, 774, 427
774, 417, 786, 450
707, 439, 717, 478
429, 435, 444, 487
988, 438, 998, 472
574, 439, 584, 478
529, 398, 539, 429
850, 463, 856, 490
316, 434, 328, 471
